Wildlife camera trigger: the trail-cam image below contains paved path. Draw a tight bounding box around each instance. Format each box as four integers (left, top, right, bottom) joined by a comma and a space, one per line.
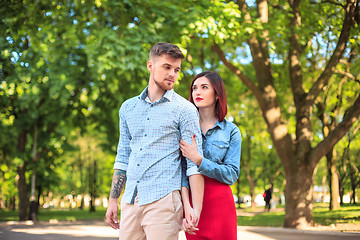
0, 220, 359, 240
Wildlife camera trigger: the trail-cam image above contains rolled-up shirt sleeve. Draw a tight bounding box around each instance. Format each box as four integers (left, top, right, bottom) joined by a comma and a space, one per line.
179, 106, 202, 176
113, 105, 131, 171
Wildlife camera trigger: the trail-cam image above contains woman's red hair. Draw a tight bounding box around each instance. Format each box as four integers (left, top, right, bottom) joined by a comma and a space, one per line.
189, 71, 228, 122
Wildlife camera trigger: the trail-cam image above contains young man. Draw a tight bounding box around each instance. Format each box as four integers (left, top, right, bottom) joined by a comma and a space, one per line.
105, 42, 204, 240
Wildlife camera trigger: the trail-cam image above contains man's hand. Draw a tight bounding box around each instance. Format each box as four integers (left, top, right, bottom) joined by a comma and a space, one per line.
182, 206, 200, 235
182, 218, 199, 235
105, 198, 119, 229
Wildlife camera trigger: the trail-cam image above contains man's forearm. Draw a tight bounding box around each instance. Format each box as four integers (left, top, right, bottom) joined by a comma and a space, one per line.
110, 169, 127, 199
189, 174, 204, 213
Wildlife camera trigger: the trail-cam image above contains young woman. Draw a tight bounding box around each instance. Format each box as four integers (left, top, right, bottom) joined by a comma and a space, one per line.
180, 71, 241, 240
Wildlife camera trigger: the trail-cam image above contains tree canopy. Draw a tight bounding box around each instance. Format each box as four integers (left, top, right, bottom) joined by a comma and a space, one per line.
1, 0, 359, 228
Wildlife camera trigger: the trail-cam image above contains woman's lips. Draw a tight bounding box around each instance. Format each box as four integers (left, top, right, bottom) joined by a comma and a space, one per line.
195, 97, 203, 101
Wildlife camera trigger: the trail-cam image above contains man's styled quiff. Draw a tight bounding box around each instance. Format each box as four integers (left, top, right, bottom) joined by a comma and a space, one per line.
149, 42, 185, 60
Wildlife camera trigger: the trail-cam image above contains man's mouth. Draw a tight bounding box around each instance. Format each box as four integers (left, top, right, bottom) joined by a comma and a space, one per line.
165, 79, 174, 83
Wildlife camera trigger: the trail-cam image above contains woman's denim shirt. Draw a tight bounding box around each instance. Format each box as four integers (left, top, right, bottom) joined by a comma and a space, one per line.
182, 119, 241, 188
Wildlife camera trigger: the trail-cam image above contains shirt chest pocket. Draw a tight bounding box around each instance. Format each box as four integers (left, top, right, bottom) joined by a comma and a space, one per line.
211, 141, 229, 162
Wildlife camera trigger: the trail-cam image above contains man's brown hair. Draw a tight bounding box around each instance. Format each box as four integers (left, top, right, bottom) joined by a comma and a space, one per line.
149, 42, 184, 60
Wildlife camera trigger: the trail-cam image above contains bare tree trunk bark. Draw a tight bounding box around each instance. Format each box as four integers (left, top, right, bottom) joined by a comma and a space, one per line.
327, 148, 340, 210
29, 126, 38, 221
284, 161, 315, 228
17, 130, 28, 221
17, 164, 28, 221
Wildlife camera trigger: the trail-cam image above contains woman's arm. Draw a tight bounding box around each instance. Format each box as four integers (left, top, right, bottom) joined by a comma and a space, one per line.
181, 175, 204, 235
199, 127, 241, 185
181, 127, 242, 185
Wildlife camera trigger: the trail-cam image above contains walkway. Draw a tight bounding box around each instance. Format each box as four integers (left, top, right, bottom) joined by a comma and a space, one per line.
0, 220, 359, 240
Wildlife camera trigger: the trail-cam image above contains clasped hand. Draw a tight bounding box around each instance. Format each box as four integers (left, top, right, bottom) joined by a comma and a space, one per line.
180, 135, 202, 166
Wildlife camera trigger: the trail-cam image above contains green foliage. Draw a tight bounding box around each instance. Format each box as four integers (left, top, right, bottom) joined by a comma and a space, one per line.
1, 0, 359, 224
0, 208, 107, 222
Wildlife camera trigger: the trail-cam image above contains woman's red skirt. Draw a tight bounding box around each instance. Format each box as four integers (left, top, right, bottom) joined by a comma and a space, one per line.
186, 176, 237, 240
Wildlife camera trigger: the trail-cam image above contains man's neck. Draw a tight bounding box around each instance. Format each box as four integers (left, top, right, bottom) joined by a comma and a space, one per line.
147, 83, 166, 103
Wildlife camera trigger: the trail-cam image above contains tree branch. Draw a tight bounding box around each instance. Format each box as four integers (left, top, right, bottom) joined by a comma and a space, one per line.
211, 43, 265, 109
335, 69, 360, 83
306, 1, 357, 106
310, 93, 360, 168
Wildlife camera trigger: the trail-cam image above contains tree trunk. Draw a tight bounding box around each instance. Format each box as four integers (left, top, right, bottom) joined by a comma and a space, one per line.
327, 149, 340, 210
29, 125, 38, 221
236, 181, 241, 207
17, 164, 29, 221
9, 195, 16, 211
321, 175, 327, 203
283, 159, 315, 228
89, 160, 97, 212
248, 179, 255, 208
17, 129, 28, 221
351, 185, 356, 204
29, 171, 37, 221
339, 179, 344, 205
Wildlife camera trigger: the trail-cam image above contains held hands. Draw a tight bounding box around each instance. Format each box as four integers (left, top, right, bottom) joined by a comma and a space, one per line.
182, 205, 201, 235
105, 198, 119, 229
180, 135, 203, 166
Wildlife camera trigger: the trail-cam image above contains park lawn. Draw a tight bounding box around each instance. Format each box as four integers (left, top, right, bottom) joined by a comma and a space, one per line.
237, 210, 285, 227
1, 204, 359, 227
237, 203, 360, 227
313, 203, 360, 226
0, 208, 107, 222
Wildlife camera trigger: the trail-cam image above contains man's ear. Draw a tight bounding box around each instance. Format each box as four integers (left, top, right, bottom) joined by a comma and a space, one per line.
147, 60, 152, 71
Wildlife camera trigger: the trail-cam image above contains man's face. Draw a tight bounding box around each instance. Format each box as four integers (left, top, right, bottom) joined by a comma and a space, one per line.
147, 54, 182, 91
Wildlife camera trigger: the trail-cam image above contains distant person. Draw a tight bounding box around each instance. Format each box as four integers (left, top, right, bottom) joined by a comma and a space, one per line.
105, 42, 204, 240
180, 71, 242, 240
264, 186, 272, 212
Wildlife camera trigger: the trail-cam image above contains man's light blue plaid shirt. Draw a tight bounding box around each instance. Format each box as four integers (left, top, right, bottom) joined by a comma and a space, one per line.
114, 87, 202, 205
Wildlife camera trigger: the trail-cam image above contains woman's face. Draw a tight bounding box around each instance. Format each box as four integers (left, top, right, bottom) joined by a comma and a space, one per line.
192, 76, 218, 109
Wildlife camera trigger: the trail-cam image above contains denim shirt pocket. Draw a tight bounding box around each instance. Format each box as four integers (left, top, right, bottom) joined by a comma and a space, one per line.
211, 140, 229, 162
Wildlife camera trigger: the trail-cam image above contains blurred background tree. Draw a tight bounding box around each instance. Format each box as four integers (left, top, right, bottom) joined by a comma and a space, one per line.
1, 0, 359, 229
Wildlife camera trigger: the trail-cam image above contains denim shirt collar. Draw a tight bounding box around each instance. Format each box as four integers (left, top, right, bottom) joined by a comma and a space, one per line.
139, 86, 174, 103
214, 120, 226, 130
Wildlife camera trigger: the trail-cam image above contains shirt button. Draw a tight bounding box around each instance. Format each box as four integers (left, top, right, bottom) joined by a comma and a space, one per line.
147, 118, 150, 120
140, 148, 142, 151
137, 164, 140, 166
137, 181, 140, 183
144, 134, 147, 137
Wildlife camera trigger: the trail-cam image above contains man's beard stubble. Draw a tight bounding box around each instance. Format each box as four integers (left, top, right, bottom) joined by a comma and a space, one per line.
153, 76, 174, 91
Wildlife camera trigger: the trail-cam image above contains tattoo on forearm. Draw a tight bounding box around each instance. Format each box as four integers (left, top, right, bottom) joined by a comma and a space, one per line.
110, 170, 126, 199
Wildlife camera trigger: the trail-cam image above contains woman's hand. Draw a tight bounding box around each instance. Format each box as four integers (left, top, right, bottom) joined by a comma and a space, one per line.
182, 207, 199, 235
180, 135, 203, 166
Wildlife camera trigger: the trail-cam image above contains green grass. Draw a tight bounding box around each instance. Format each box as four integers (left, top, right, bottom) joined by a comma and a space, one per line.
0, 208, 107, 222
313, 203, 360, 226
1, 204, 360, 228
237, 203, 360, 227
237, 211, 285, 227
